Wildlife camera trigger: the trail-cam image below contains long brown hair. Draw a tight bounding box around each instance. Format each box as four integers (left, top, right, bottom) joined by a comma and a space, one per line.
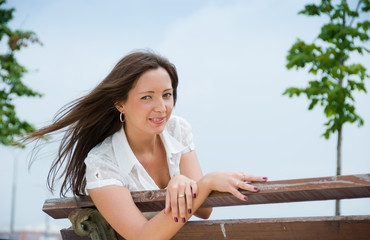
25, 51, 179, 196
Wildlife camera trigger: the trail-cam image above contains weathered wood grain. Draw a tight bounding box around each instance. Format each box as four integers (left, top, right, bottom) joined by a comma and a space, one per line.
172, 216, 370, 240
61, 216, 370, 240
43, 174, 370, 219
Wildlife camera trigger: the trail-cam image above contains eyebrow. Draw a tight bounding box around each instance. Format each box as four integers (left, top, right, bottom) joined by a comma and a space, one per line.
137, 88, 173, 94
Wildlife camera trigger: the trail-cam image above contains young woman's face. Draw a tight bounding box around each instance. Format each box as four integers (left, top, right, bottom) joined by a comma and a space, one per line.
117, 67, 174, 136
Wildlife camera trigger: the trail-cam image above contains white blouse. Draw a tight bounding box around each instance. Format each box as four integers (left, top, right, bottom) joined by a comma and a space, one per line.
85, 115, 195, 191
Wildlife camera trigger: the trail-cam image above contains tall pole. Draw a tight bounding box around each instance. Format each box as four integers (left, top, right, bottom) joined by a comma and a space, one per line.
335, 126, 342, 216
10, 153, 19, 235
44, 190, 51, 239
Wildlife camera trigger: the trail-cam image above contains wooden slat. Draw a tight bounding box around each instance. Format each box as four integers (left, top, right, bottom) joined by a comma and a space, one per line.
43, 196, 94, 220
43, 173, 370, 219
61, 216, 370, 240
172, 216, 370, 240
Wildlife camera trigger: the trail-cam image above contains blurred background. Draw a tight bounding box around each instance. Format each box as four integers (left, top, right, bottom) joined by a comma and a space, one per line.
1, 0, 369, 239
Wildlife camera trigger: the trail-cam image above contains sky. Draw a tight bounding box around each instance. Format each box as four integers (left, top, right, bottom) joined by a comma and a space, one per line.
1, 0, 369, 233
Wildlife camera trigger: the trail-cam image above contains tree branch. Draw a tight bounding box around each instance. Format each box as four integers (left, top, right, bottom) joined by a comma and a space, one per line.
349, 0, 362, 27
324, 0, 334, 21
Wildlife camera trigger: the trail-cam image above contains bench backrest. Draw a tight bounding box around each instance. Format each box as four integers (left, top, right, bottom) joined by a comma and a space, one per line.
43, 174, 370, 239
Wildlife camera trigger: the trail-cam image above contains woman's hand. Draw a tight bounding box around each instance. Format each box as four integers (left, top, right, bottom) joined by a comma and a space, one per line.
203, 171, 267, 201
164, 174, 198, 223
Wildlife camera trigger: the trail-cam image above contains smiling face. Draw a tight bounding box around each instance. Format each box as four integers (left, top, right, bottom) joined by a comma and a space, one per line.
115, 67, 174, 137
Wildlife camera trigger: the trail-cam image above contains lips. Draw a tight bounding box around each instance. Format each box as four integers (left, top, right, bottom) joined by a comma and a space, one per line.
149, 117, 166, 124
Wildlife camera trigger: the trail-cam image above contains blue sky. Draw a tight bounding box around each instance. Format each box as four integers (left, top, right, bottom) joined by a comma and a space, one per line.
1, 0, 369, 232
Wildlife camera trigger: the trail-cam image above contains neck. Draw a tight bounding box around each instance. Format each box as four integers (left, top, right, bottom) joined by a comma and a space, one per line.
124, 125, 158, 154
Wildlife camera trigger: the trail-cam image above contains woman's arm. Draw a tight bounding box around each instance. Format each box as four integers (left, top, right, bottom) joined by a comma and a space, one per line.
88, 179, 212, 240
88, 172, 266, 240
179, 150, 212, 219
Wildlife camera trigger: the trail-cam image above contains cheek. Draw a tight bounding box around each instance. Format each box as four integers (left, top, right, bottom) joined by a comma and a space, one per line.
166, 100, 174, 111
130, 101, 151, 116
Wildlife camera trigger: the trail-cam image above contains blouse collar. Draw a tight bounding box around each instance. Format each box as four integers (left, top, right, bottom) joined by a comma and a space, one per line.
112, 126, 187, 175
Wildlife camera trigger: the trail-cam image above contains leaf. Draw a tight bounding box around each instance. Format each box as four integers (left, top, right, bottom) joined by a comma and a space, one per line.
299, 4, 321, 16
282, 87, 302, 97
0, 0, 43, 147
308, 98, 319, 110
285, 0, 369, 143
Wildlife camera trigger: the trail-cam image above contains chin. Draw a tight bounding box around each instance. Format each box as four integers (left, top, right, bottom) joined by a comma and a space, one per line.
153, 127, 166, 135
150, 125, 166, 135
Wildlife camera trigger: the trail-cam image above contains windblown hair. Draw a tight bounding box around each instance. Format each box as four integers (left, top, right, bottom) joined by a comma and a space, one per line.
25, 51, 179, 196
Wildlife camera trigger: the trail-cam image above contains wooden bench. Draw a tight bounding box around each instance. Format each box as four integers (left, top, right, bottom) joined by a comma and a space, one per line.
43, 173, 370, 240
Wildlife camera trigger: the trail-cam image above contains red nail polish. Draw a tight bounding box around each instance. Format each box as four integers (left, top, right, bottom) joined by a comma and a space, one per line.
254, 187, 259, 191
174, 217, 178, 222
244, 196, 248, 201
188, 209, 192, 214
193, 193, 197, 198
263, 177, 268, 180
182, 218, 186, 223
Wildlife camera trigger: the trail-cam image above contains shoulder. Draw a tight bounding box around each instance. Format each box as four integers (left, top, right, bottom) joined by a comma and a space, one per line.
87, 135, 114, 157
166, 115, 192, 132
84, 130, 127, 189
85, 133, 117, 167
165, 115, 194, 149
166, 115, 192, 137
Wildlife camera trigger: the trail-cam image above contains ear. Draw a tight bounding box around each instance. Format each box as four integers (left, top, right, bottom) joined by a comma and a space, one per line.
114, 101, 126, 113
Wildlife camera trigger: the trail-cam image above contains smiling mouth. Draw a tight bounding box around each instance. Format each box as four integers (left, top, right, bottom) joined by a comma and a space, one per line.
149, 117, 166, 124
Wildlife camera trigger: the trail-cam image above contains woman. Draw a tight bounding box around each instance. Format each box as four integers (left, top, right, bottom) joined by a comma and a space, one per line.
26, 51, 267, 239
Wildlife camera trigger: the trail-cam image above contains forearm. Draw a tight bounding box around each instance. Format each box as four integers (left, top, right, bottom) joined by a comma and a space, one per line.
194, 207, 213, 219
136, 176, 212, 240
92, 171, 264, 239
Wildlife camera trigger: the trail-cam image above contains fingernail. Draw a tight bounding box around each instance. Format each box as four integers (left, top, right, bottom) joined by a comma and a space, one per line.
174, 217, 178, 222
254, 187, 259, 191
188, 209, 192, 214
263, 177, 268, 180
193, 193, 197, 198
244, 196, 248, 201
182, 218, 186, 223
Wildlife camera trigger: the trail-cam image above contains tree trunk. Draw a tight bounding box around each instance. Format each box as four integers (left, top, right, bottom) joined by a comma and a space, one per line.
336, 8, 345, 214
10, 155, 18, 235
335, 126, 342, 216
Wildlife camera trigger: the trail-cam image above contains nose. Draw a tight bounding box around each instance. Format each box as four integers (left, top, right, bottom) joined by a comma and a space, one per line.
154, 98, 166, 112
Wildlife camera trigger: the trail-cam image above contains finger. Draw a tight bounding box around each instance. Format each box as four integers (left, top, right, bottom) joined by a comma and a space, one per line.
239, 181, 260, 192
229, 186, 248, 201
177, 186, 187, 223
234, 180, 242, 189
185, 183, 193, 215
170, 188, 179, 222
164, 189, 170, 214
191, 181, 198, 199
241, 173, 268, 182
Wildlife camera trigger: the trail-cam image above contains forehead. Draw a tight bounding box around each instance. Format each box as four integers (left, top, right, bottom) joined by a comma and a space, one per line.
133, 67, 172, 91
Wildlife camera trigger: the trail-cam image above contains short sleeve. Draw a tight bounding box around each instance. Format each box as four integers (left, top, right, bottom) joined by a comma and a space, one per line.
85, 153, 127, 189
178, 117, 195, 153
166, 116, 195, 154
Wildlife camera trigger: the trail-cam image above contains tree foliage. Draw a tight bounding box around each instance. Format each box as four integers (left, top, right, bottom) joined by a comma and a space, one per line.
0, 0, 42, 147
284, 0, 369, 139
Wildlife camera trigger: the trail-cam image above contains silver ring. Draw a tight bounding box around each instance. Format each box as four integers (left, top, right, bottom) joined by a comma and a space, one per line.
178, 194, 185, 198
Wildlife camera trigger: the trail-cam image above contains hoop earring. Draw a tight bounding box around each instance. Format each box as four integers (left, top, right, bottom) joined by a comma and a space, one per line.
119, 113, 125, 123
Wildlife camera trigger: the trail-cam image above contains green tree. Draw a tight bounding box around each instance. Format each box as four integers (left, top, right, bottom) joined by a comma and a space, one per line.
284, 0, 369, 216
0, 0, 42, 147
